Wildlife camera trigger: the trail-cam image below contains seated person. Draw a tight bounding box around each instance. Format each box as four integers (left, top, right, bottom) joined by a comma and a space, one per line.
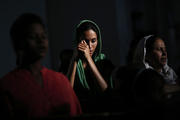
132, 35, 180, 105
0, 13, 82, 118
67, 20, 115, 113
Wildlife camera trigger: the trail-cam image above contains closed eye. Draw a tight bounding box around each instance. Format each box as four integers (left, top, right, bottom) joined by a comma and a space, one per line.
91, 38, 97, 43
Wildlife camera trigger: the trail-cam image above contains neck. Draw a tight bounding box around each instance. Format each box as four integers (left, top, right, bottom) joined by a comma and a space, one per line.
153, 65, 163, 73
155, 68, 162, 73
29, 61, 42, 74
148, 62, 163, 73
19, 60, 42, 74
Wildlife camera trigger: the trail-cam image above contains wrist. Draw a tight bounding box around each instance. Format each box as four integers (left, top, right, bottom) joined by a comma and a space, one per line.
86, 54, 92, 61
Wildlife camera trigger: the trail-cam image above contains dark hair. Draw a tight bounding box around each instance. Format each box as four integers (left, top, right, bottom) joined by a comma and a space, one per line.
10, 13, 45, 52
76, 21, 99, 44
145, 35, 165, 54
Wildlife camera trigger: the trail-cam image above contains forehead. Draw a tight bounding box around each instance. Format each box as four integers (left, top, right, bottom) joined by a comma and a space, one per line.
27, 23, 45, 33
83, 29, 97, 38
153, 39, 165, 47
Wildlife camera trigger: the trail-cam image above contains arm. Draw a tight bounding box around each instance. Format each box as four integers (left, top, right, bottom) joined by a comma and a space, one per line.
78, 40, 108, 91
86, 55, 108, 91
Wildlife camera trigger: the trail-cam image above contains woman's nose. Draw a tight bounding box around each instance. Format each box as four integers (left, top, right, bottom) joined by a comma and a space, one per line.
88, 42, 92, 49
37, 36, 45, 43
162, 49, 167, 56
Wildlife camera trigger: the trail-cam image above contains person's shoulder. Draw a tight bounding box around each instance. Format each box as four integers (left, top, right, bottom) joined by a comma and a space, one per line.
96, 58, 114, 68
42, 67, 65, 76
43, 68, 74, 93
42, 67, 69, 83
1, 68, 19, 81
96, 59, 115, 74
0, 68, 22, 90
140, 68, 159, 76
136, 68, 157, 79
136, 68, 164, 85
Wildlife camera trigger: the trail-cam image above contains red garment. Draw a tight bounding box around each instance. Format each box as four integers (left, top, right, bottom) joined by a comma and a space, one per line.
0, 67, 82, 118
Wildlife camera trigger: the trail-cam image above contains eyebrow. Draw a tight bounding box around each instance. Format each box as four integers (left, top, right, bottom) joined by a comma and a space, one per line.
91, 38, 97, 40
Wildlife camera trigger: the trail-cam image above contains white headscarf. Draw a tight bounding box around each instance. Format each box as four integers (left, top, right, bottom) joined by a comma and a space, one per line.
133, 35, 178, 85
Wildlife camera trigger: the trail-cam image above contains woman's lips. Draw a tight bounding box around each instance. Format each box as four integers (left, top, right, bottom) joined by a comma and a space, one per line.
90, 51, 93, 55
38, 46, 47, 52
161, 58, 167, 63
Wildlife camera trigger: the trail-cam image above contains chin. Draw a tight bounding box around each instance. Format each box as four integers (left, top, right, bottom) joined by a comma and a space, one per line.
35, 54, 46, 60
162, 62, 167, 65
39, 52, 47, 56
39, 54, 46, 58
160, 63, 166, 68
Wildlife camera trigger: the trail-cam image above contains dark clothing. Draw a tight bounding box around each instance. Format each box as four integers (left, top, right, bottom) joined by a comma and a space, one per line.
74, 59, 114, 113
74, 59, 114, 99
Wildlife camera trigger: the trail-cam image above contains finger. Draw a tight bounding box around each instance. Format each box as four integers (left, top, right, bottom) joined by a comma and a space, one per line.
81, 40, 84, 43
83, 41, 88, 47
78, 44, 85, 49
78, 42, 86, 46
78, 48, 85, 52
83, 40, 88, 45
78, 46, 86, 51
78, 43, 87, 48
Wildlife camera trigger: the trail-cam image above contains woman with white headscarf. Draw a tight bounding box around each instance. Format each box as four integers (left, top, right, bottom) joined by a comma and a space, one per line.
133, 35, 178, 85
132, 35, 180, 107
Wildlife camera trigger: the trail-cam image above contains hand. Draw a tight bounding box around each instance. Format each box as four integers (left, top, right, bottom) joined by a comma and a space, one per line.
78, 40, 91, 59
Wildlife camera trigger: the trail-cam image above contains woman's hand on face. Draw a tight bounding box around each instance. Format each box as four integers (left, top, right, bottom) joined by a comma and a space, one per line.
78, 40, 91, 59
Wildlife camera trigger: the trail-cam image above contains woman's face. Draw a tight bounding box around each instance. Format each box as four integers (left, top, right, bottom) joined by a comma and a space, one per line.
24, 23, 48, 59
81, 29, 98, 56
148, 39, 167, 69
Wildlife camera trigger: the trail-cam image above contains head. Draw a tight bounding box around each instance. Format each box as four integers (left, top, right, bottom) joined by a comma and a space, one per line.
145, 35, 167, 70
76, 20, 101, 58
10, 13, 48, 65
